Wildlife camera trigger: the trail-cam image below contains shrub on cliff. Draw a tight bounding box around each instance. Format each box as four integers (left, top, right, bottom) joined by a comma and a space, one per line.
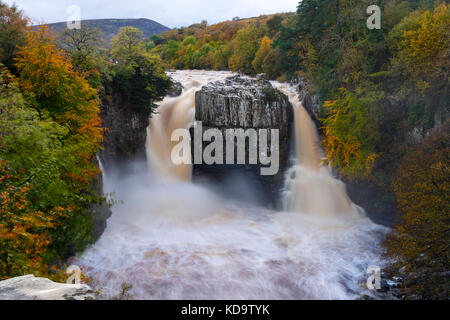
322, 88, 380, 180
109, 26, 171, 111
111, 52, 171, 110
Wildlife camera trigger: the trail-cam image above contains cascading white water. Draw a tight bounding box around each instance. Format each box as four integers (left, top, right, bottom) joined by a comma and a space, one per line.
146, 70, 233, 181
75, 70, 387, 300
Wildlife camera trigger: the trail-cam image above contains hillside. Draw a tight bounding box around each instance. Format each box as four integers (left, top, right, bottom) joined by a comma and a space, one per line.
158, 13, 294, 43
149, 13, 294, 72
46, 18, 170, 42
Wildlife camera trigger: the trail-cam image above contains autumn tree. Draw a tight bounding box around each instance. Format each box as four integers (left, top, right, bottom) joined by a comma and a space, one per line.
385, 126, 449, 299
0, 161, 65, 280
59, 25, 104, 87
251, 36, 282, 78
0, 1, 27, 71
252, 36, 272, 73
108, 27, 171, 110
111, 26, 143, 62
229, 23, 266, 74
16, 26, 103, 144
391, 4, 449, 92
13, 26, 105, 259
322, 88, 379, 180
0, 66, 69, 278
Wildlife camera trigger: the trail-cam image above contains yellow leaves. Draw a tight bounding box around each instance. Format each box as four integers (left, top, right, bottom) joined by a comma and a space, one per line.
396, 4, 450, 91
321, 88, 379, 180
322, 99, 337, 109
252, 36, 272, 72
54, 206, 65, 213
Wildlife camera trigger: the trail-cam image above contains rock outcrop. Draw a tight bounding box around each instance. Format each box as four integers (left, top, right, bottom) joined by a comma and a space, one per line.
167, 80, 184, 97
0, 275, 95, 300
195, 75, 291, 137
192, 75, 293, 208
295, 77, 321, 127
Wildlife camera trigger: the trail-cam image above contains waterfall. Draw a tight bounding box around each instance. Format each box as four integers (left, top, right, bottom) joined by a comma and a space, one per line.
146, 70, 233, 181
96, 154, 110, 194
272, 83, 362, 218
146, 88, 196, 181
147, 72, 362, 218
76, 71, 386, 300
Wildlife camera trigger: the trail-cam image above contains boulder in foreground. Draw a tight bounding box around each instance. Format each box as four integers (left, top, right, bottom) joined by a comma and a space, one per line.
0, 275, 95, 300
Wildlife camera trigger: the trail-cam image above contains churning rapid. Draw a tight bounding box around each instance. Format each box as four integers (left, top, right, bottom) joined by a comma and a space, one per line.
75, 70, 387, 299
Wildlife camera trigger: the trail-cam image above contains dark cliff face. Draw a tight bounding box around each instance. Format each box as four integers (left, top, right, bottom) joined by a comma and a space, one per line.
167, 81, 184, 97
192, 75, 293, 208
295, 77, 322, 128
99, 92, 150, 171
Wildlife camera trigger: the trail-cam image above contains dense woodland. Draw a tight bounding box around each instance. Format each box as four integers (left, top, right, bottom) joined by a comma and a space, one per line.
0, 0, 448, 299
0, 2, 170, 282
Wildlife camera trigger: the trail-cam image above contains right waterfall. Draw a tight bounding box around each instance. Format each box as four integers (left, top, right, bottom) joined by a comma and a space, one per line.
273, 82, 363, 218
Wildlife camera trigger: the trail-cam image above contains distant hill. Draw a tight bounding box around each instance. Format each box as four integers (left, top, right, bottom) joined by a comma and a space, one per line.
45, 18, 170, 42
158, 12, 295, 43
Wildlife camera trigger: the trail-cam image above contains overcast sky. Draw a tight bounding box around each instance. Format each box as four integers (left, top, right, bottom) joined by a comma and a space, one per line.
4, 0, 298, 28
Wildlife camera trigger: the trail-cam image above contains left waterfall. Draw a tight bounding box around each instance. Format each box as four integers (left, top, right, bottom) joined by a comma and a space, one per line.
146, 70, 233, 181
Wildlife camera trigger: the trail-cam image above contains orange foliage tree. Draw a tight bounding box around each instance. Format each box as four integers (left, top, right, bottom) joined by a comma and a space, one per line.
0, 25, 106, 266
0, 161, 66, 280
15, 25, 103, 186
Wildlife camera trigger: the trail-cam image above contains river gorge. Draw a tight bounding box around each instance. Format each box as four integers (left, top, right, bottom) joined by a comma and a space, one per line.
74, 70, 388, 300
